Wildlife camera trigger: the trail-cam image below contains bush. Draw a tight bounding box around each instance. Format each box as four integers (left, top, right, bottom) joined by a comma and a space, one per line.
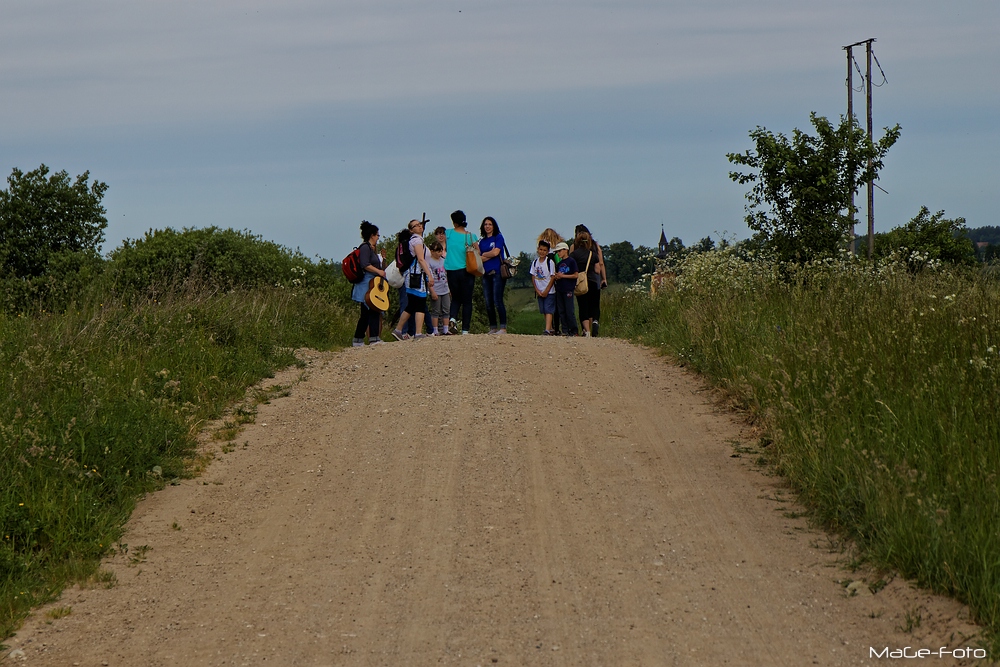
106, 227, 340, 297
875, 207, 977, 271
0, 249, 105, 315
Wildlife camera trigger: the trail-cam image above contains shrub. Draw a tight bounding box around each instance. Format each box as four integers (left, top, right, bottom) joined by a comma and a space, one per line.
106, 227, 339, 297
875, 207, 978, 271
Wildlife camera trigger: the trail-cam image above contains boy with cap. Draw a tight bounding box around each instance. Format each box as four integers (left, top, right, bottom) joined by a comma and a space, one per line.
552, 242, 579, 336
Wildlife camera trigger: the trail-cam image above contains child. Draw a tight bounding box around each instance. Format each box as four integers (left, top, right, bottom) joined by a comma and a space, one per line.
552, 242, 579, 336
426, 240, 451, 335
530, 240, 556, 335
434, 226, 448, 259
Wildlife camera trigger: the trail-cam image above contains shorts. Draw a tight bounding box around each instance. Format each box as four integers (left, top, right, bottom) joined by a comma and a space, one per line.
404, 294, 428, 315
536, 293, 556, 315
430, 292, 452, 320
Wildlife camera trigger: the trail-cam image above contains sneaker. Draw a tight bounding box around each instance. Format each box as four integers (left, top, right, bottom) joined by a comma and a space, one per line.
448, 319, 459, 335
429, 331, 439, 337
487, 328, 499, 335
497, 328, 507, 334
414, 333, 427, 340
542, 330, 552, 336
352, 338, 365, 347
461, 331, 470, 335
591, 320, 599, 337
369, 339, 384, 346
391, 329, 404, 341
401, 333, 412, 340
584, 331, 591, 338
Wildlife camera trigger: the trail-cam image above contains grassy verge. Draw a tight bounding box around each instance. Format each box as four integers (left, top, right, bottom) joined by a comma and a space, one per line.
505, 287, 545, 334
602, 256, 1000, 649
0, 287, 353, 639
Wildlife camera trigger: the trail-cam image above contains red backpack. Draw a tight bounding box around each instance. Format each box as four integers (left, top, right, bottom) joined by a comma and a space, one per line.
342, 247, 364, 283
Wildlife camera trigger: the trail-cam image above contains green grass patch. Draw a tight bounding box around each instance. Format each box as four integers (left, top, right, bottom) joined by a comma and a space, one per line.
602, 254, 1000, 650
505, 287, 545, 335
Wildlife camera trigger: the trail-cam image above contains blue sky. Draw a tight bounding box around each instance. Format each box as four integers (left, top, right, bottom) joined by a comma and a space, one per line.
3, 0, 997, 259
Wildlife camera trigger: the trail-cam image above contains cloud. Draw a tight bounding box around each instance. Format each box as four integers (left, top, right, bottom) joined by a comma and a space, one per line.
12, 0, 995, 133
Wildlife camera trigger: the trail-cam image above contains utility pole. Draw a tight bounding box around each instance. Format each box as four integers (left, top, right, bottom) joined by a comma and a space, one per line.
866, 39, 875, 258
846, 45, 856, 255
843, 38, 877, 257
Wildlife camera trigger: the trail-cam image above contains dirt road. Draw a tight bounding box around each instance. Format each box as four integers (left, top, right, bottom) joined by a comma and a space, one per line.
3, 335, 983, 666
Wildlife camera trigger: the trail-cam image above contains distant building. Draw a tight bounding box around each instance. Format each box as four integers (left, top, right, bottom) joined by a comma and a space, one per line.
657, 226, 668, 260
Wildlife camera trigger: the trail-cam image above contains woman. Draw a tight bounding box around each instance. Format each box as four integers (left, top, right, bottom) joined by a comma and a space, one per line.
351, 221, 387, 346
570, 230, 601, 336
443, 210, 479, 334
478, 216, 507, 334
569, 224, 607, 336
392, 218, 435, 340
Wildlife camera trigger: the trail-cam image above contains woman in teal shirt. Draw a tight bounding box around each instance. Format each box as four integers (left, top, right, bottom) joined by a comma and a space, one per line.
444, 210, 479, 334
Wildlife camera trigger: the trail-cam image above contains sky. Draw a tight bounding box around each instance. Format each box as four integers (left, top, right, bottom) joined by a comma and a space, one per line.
2, 0, 998, 259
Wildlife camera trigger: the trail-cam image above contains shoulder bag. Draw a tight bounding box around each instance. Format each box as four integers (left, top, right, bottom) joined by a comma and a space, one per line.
499, 242, 518, 279
466, 235, 484, 277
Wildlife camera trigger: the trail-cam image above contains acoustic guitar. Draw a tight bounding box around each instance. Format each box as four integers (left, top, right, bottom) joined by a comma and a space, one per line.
365, 275, 391, 312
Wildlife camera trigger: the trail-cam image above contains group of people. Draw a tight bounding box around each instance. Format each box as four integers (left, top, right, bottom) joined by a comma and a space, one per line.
529, 225, 607, 337
350, 212, 605, 345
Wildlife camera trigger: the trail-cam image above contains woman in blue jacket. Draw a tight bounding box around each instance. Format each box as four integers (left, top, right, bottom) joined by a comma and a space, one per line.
478, 216, 507, 334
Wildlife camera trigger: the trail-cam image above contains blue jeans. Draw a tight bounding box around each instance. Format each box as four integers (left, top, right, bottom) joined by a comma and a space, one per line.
482, 272, 507, 329
556, 291, 577, 335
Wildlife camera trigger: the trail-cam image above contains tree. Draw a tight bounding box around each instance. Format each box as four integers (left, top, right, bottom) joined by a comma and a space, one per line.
691, 236, 715, 253
0, 165, 109, 279
727, 113, 900, 263
508, 251, 534, 289
874, 207, 977, 270
602, 241, 658, 283
603, 241, 640, 284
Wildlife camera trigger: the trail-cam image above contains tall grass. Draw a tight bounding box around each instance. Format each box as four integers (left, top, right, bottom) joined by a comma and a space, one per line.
0, 286, 353, 639
603, 254, 1000, 644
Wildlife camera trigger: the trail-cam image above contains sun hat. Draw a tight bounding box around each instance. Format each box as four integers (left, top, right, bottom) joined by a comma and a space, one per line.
553, 242, 569, 252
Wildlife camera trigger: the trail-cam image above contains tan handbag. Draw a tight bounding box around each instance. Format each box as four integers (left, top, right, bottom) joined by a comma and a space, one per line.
574, 251, 593, 296
466, 237, 484, 277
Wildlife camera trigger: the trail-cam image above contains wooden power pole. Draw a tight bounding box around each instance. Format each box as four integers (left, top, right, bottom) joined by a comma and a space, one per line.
843, 38, 877, 257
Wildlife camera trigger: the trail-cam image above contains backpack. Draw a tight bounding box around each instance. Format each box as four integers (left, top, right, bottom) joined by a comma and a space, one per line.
342, 246, 364, 283
395, 229, 415, 271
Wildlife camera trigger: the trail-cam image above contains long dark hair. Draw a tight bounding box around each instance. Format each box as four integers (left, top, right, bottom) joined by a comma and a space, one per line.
480, 216, 500, 237
360, 220, 379, 243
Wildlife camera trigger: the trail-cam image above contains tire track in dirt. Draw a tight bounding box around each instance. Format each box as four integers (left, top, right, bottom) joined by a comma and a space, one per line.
3, 335, 984, 666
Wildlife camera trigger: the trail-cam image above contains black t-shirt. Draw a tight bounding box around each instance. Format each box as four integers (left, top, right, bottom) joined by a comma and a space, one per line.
570, 246, 599, 285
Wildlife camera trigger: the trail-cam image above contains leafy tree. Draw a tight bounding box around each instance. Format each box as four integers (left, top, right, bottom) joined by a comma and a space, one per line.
603, 241, 640, 284
507, 251, 535, 289
728, 113, 900, 262
691, 236, 715, 253
0, 165, 108, 279
964, 226, 1000, 245
874, 207, 977, 270
665, 236, 685, 256
603, 241, 658, 283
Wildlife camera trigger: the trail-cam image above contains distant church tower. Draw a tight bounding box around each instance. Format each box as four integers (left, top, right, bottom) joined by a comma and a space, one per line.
657, 225, 668, 259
